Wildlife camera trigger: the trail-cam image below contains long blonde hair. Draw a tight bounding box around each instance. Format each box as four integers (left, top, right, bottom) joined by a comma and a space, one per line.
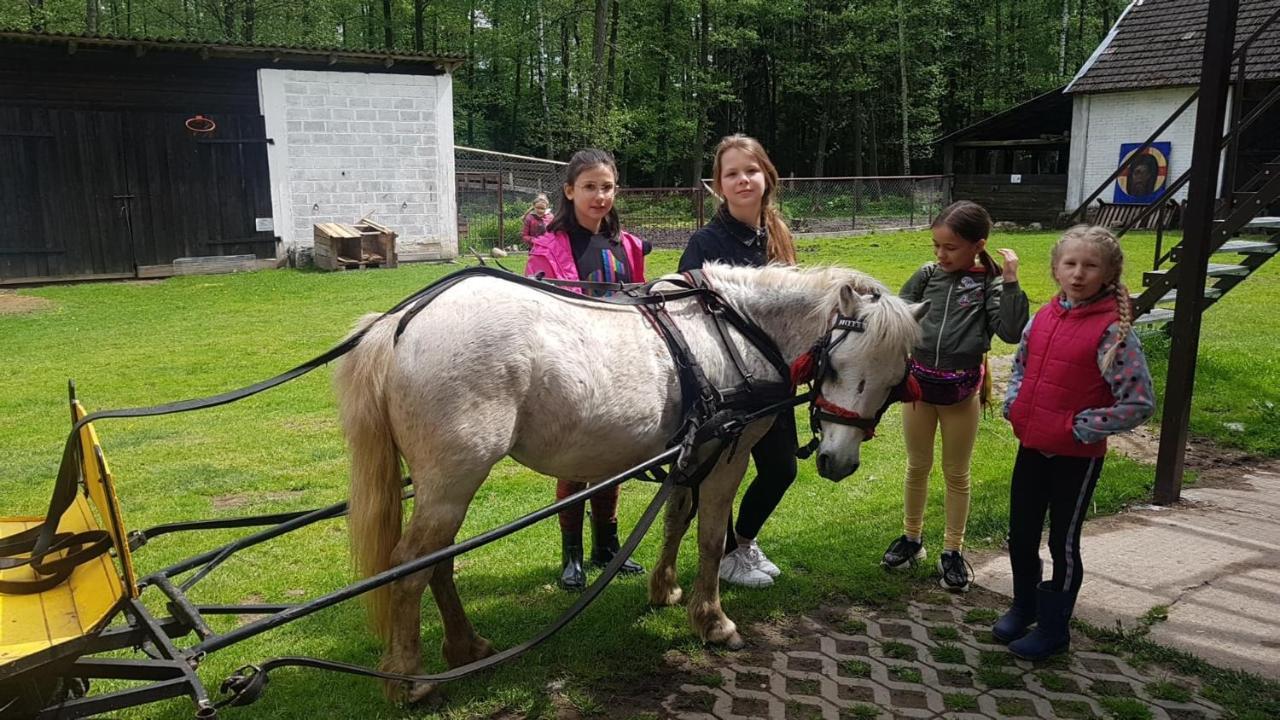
1052, 225, 1133, 368
710, 134, 796, 265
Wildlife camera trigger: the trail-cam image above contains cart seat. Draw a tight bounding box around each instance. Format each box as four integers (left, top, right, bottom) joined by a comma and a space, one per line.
0, 395, 133, 680
0, 497, 124, 676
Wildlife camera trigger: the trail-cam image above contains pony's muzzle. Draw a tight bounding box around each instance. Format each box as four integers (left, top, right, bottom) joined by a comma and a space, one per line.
817, 452, 858, 481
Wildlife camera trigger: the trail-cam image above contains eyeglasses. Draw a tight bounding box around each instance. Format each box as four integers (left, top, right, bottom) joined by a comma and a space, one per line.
573, 182, 617, 197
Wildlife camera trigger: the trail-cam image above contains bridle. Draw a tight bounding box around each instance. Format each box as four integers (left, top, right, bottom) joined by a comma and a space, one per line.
789, 295, 919, 458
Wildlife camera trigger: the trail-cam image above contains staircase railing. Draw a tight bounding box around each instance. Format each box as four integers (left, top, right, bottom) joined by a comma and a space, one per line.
1064, 6, 1280, 236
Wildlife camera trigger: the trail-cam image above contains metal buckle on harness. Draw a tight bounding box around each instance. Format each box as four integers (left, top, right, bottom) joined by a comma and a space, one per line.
219, 664, 268, 707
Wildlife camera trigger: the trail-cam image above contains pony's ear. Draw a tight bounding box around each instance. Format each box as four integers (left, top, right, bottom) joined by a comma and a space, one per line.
910, 300, 930, 322
837, 285, 877, 315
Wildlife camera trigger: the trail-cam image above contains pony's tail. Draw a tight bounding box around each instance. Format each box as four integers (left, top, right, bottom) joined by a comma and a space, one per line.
334, 312, 402, 644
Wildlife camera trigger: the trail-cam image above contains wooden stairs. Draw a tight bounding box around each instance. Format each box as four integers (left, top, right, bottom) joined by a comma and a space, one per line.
1133, 158, 1280, 327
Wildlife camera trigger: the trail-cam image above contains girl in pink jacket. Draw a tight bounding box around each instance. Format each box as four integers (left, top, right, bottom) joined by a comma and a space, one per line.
523, 149, 647, 591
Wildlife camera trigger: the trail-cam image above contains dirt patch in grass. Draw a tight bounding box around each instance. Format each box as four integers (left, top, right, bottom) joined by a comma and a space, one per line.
212, 490, 308, 510
0, 290, 56, 315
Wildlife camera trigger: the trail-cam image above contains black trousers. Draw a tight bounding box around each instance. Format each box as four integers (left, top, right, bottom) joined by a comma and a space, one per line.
724, 410, 799, 554
1007, 445, 1104, 596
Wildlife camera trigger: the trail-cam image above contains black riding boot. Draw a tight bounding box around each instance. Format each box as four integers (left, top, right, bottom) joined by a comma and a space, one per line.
559, 528, 586, 592
992, 561, 1041, 643
590, 518, 645, 574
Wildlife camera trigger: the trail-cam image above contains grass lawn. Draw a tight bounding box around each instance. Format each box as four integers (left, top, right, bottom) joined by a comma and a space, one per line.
0, 229, 1275, 718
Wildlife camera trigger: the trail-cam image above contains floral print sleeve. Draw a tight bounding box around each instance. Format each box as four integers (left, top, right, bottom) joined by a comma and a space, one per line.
1002, 316, 1034, 419
1072, 324, 1156, 443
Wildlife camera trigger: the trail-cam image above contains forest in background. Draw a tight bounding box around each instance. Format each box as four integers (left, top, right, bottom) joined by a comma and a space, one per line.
6, 0, 1131, 184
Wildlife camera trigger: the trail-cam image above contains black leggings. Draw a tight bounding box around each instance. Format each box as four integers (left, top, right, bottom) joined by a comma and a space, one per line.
724, 411, 799, 555
1007, 445, 1104, 596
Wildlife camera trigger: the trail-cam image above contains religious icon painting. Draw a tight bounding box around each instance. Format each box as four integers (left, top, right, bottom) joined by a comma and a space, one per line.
1114, 141, 1171, 205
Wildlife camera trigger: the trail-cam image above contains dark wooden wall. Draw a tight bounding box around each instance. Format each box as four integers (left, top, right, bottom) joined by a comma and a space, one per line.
952, 174, 1068, 225
0, 45, 274, 283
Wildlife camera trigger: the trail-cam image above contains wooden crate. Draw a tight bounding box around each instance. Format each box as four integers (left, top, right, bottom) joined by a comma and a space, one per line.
313, 221, 397, 271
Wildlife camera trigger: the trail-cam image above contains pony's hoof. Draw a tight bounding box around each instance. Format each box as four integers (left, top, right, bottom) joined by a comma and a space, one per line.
382, 677, 440, 705
443, 635, 496, 668
406, 681, 442, 706
703, 618, 741, 648
649, 585, 683, 607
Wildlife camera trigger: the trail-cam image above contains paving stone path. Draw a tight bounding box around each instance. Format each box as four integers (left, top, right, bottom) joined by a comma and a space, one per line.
661, 598, 1224, 720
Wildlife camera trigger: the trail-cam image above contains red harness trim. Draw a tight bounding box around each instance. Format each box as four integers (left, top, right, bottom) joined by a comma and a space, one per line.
814, 395, 860, 419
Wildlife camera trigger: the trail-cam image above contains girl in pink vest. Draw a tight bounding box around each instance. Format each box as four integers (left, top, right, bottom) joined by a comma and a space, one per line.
523, 149, 647, 592
995, 225, 1155, 660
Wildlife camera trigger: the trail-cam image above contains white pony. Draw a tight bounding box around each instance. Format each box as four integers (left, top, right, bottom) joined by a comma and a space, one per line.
334, 262, 926, 701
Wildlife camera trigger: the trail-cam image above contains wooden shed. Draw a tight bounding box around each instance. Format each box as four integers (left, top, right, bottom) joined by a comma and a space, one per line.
0, 31, 461, 285
936, 86, 1073, 225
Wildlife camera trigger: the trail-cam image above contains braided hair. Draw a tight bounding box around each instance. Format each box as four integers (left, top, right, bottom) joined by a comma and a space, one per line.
1052, 225, 1132, 368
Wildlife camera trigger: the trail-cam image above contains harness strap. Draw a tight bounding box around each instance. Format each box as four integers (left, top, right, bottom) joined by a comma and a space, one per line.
215, 472, 677, 707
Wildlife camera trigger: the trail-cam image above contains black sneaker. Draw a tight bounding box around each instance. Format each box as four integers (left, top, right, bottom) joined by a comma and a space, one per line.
938, 550, 973, 592
881, 535, 926, 570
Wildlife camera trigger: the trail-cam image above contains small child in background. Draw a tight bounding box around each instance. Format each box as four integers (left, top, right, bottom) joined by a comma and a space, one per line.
994, 225, 1156, 660
521, 193, 552, 248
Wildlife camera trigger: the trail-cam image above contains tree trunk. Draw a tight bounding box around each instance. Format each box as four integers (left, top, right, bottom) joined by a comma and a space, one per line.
897, 0, 911, 175
467, 0, 476, 145
414, 0, 426, 52
689, 0, 710, 185
1058, 0, 1070, 76
853, 91, 864, 176
382, 0, 393, 48
222, 0, 236, 37
590, 0, 608, 136
241, 0, 255, 42
537, 0, 553, 156
560, 18, 571, 116
655, 0, 673, 186
605, 0, 620, 106
28, 0, 44, 31
85, 0, 97, 32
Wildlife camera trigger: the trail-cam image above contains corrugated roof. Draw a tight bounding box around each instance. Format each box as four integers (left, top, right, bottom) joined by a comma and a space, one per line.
1068, 0, 1280, 94
0, 29, 466, 70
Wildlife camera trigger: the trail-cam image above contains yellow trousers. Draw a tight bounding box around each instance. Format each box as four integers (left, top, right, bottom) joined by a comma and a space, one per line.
901, 393, 979, 551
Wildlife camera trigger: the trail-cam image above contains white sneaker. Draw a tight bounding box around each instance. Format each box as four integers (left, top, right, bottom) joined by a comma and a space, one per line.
718, 549, 774, 588
741, 540, 780, 578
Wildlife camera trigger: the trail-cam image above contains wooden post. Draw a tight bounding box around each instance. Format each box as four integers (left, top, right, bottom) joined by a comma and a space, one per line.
497, 156, 505, 248
1153, 0, 1239, 505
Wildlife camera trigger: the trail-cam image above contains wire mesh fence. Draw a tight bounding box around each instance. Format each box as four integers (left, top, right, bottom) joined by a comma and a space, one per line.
777, 176, 949, 235
454, 146, 566, 251
452, 146, 949, 251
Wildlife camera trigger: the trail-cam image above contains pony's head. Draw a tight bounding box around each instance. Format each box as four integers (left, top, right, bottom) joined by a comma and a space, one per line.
800, 282, 928, 480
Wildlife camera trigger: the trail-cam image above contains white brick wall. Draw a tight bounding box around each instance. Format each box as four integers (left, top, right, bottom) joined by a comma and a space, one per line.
1065, 86, 1227, 211
258, 68, 457, 258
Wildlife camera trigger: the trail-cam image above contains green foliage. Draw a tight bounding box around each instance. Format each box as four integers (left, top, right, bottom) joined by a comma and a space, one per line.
943, 693, 978, 711
976, 667, 1021, 689
930, 643, 966, 664
964, 608, 999, 625
1144, 680, 1190, 703
1098, 696, 1153, 720
840, 660, 872, 678
888, 665, 922, 683
4, 0, 1132, 182
930, 625, 960, 642
880, 641, 916, 661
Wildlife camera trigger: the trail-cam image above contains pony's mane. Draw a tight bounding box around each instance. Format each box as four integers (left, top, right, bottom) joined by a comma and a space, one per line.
700, 262, 917, 351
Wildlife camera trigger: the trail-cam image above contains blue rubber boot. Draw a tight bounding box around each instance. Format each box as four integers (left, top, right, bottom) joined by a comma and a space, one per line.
992, 563, 1040, 644
1008, 582, 1075, 661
